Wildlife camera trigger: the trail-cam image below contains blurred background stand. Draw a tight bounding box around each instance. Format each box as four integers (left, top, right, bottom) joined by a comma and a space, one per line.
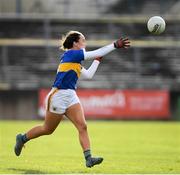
0, 0, 179, 120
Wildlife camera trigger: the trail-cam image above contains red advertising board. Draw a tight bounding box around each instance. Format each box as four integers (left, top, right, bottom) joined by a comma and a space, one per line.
38, 89, 170, 119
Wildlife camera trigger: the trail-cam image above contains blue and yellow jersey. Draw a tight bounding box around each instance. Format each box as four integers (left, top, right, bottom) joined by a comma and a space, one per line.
53, 49, 84, 89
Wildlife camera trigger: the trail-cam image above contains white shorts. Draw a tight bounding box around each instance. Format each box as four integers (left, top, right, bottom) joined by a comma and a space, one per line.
45, 88, 80, 114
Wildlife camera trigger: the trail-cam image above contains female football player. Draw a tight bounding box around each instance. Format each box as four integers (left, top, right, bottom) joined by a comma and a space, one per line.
14, 31, 130, 168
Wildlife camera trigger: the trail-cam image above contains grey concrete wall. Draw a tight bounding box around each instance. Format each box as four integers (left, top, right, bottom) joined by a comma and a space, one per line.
0, 0, 16, 13
0, 90, 38, 120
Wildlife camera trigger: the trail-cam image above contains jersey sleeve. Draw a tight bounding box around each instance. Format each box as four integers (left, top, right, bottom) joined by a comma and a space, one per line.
80, 60, 100, 79
83, 43, 115, 60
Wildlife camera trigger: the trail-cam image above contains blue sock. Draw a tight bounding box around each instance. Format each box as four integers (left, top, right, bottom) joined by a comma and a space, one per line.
21, 134, 29, 143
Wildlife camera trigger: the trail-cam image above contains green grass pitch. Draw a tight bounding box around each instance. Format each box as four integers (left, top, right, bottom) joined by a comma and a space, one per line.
0, 120, 180, 174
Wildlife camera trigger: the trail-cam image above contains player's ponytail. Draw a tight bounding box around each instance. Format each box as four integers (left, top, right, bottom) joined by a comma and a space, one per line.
60, 31, 83, 51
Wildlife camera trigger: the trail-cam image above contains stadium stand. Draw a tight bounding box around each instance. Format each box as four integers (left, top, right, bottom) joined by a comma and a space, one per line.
0, 0, 180, 90
106, 0, 179, 14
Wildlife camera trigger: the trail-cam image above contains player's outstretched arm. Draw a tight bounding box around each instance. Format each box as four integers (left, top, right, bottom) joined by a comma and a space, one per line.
84, 37, 130, 60
81, 57, 103, 79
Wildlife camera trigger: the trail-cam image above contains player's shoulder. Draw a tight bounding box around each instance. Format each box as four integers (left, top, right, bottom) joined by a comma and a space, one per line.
61, 49, 84, 63
66, 49, 83, 55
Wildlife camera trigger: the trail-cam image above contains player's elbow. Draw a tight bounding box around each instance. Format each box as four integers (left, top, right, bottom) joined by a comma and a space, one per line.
86, 74, 93, 79
82, 71, 94, 79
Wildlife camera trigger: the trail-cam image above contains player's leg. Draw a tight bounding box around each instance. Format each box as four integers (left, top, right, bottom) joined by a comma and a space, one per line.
65, 103, 103, 168
66, 103, 89, 150
14, 111, 63, 156
26, 111, 63, 139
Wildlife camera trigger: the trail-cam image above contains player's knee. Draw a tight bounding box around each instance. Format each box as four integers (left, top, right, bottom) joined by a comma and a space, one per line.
42, 126, 54, 135
78, 123, 87, 133
46, 129, 54, 135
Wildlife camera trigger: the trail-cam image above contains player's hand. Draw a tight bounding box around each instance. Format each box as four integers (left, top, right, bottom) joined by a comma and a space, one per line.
114, 38, 130, 49
95, 57, 103, 62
